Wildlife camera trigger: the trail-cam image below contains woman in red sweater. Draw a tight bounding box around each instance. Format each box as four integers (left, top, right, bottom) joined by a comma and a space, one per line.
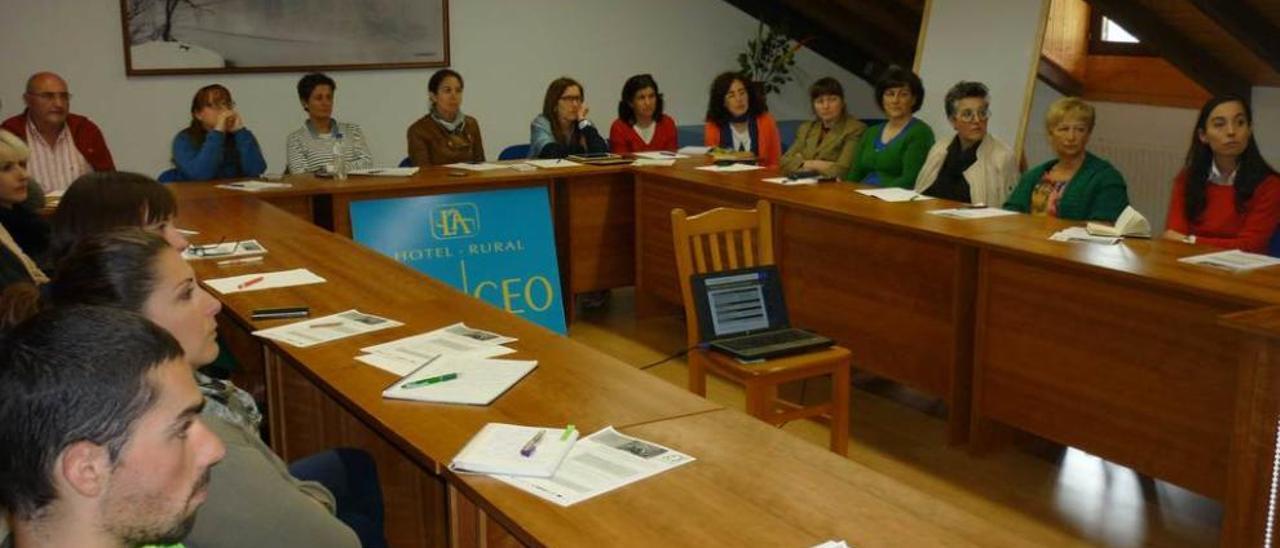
609, 74, 677, 154
1163, 95, 1280, 253
703, 72, 781, 168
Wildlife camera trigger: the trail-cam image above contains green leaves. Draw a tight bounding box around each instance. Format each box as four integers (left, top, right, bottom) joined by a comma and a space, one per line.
737, 22, 800, 96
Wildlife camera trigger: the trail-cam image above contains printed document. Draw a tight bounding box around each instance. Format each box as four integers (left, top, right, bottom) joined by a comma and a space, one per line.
381, 355, 537, 405
855, 187, 933, 202
494, 427, 695, 507
524, 159, 585, 169
632, 151, 688, 160
252, 309, 402, 348
928, 207, 1019, 219
216, 181, 291, 192
762, 176, 818, 186
361, 322, 516, 363
443, 162, 508, 172
631, 158, 677, 167
450, 423, 579, 478
1048, 227, 1121, 245
695, 163, 764, 173
182, 239, 267, 260
348, 167, 420, 176
203, 268, 326, 294
1179, 249, 1280, 272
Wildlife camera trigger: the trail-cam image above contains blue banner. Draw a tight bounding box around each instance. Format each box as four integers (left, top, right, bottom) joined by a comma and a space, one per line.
349, 187, 567, 334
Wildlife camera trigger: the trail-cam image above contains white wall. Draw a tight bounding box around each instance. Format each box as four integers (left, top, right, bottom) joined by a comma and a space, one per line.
0, 0, 876, 175
1254, 86, 1280, 165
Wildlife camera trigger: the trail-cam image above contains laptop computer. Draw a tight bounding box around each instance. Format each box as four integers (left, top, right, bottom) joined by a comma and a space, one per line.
690, 265, 833, 360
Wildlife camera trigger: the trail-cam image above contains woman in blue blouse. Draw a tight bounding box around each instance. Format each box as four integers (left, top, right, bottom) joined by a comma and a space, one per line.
171, 84, 267, 181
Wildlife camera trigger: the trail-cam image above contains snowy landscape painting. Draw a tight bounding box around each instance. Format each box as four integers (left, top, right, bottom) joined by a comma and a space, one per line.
121, 0, 448, 74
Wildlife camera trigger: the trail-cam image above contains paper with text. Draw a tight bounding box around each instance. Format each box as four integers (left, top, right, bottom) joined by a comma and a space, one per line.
450, 423, 579, 477
1179, 249, 1280, 272
203, 268, 326, 294
252, 310, 402, 348
381, 355, 537, 405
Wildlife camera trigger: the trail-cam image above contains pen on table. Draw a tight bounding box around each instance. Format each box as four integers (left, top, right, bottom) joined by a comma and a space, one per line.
387, 355, 442, 391
216, 256, 263, 266
309, 321, 343, 329
401, 372, 458, 389
237, 275, 265, 290
520, 429, 546, 457
560, 424, 576, 441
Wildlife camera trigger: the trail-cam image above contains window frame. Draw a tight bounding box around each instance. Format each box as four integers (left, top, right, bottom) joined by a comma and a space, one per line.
1088, 11, 1155, 57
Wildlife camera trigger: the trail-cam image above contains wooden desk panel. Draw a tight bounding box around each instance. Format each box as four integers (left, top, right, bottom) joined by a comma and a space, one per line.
555, 172, 635, 294
1220, 306, 1280, 547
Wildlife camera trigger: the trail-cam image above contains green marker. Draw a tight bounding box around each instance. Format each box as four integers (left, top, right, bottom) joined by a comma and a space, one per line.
561, 424, 576, 441
402, 372, 458, 389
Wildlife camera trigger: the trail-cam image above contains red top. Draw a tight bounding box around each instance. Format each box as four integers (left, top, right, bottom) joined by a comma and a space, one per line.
609, 115, 678, 154
1165, 168, 1280, 253
1, 111, 115, 171
703, 112, 782, 168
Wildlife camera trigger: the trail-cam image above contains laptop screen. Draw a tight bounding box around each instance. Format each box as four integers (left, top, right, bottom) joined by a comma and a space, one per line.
691, 266, 790, 341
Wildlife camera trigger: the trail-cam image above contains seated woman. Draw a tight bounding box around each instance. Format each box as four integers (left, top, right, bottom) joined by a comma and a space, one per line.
779, 77, 866, 178
1004, 97, 1129, 221
171, 84, 268, 181
610, 74, 678, 154
34, 229, 383, 547
847, 66, 934, 187
530, 77, 607, 159
0, 130, 48, 289
914, 81, 1017, 205
703, 71, 781, 168
49, 171, 188, 261
286, 73, 374, 174
1163, 95, 1280, 252
408, 69, 485, 166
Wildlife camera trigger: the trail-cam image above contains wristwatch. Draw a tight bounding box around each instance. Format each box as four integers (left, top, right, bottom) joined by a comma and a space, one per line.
1183, 234, 1197, 245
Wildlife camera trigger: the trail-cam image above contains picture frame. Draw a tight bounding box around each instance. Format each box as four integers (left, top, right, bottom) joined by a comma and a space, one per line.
119, 0, 450, 75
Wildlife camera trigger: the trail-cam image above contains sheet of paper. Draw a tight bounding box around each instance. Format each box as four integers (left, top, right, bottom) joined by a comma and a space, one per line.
1048, 226, 1121, 245
216, 181, 292, 192
362, 322, 517, 362
631, 158, 677, 167
203, 268, 326, 294
694, 163, 764, 173
1178, 249, 1280, 272
632, 151, 688, 160
449, 423, 579, 478
524, 159, 585, 169
676, 146, 711, 155
182, 239, 267, 260
762, 176, 818, 186
252, 309, 403, 348
177, 228, 200, 236
928, 207, 1019, 219
381, 356, 538, 406
348, 167, 420, 176
443, 162, 508, 172
855, 187, 934, 202
494, 427, 695, 507
811, 542, 850, 548
357, 346, 514, 376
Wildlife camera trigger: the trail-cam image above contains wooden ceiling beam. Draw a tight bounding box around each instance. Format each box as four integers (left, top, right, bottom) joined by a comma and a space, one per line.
1085, 0, 1252, 97
1038, 56, 1085, 96
720, 0, 899, 84
1186, 0, 1280, 77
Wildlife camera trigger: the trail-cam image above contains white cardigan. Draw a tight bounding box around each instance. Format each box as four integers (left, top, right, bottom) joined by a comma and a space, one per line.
913, 133, 1018, 206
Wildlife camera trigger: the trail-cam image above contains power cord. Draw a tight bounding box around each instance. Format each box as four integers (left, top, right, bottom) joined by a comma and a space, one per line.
638, 344, 702, 370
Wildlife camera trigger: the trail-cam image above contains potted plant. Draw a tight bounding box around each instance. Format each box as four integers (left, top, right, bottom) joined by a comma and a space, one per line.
737, 22, 805, 96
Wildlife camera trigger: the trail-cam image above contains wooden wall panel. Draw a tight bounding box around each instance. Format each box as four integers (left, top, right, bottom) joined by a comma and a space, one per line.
1084, 55, 1211, 109
1041, 0, 1090, 81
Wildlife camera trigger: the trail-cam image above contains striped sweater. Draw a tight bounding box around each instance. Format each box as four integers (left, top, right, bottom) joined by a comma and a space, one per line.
285, 120, 374, 174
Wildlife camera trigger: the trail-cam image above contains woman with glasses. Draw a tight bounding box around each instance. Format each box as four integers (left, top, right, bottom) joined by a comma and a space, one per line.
610, 74, 678, 154
530, 76, 607, 159
171, 84, 267, 181
779, 77, 865, 178
847, 66, 934, 187
914, 81, 1017, 205
408, 68, 485, 166
703, 71, 781, 168
286, 73, 374, 174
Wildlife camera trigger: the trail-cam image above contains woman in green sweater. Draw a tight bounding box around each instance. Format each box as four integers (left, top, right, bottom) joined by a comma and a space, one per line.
1004, 97, 1129, 221
846, 66, 934, 188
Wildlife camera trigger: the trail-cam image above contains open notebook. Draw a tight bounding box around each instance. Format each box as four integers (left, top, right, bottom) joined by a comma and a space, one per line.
381, 355, 536, 405
450, 423, 579, 478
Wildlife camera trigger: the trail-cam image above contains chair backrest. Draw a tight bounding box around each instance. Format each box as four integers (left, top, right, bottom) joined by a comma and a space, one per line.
1268, 228, 1280, 258
398, 156, 413, 168
157, 168, 182, 183
670, 199, 773, 346
498, 144, 531, 160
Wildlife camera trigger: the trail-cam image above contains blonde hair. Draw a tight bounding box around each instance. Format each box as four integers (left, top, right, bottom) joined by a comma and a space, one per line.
0, 130, 29, 165
1045, 97, 1095, 133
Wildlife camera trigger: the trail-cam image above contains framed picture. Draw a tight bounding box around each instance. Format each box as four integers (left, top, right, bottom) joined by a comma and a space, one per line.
119, 0, 449, 75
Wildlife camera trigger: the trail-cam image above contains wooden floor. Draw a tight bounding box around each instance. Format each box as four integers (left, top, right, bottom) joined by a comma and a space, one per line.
567, 288, 1223, 547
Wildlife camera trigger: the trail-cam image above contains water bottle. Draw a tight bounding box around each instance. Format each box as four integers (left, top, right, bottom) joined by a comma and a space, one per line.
332, 132, 348, 180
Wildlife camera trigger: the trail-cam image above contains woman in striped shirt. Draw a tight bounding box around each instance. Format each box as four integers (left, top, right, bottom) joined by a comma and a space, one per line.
285, 73, 374, 174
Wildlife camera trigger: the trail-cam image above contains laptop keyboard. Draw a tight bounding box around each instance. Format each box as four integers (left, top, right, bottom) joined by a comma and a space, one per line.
718, 330, 812, 350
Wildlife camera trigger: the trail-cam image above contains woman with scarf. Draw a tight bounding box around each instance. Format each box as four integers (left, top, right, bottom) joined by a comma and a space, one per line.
408, 69, 486, 166
703, 71, 781, 168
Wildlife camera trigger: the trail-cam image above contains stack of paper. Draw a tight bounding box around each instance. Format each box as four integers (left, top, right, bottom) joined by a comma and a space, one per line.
357, 322, 517, 375
203, 268, 326, 294
694, 163, 764, 173
524, 159, 584, 169
762, 176, 818, 186
855, 188, 933, 202
632, 158, 677, 167
217, 181, 292, 192
182, 239, 267, 260
381, 354, 537, 405
443, 162, 508, 172
348, 167, 420, 176
252, 310, 403, 348
1049, 227, 1121, 245
928, 207, 1019, 219
1179, 249, 1280, 272
676, 146, 711, 155
632, 151, 688, 160
450, 423, 579, 477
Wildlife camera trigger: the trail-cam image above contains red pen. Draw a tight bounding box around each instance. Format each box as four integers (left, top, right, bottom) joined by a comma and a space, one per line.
237, 275, 265, 290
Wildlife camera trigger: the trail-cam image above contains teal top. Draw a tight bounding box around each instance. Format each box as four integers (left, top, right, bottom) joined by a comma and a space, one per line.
1004, 152, 1130, 221
845, 118, 935, 189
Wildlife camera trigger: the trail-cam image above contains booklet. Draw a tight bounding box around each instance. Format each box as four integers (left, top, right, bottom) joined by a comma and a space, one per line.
450, 423, 579, 478
1179, 249, 1280, 272
182, 239, 267, 260
252, 309, 402, 348
493, 427, 695, 507
381, 355, 537, 406
1086, 206, 1151, 238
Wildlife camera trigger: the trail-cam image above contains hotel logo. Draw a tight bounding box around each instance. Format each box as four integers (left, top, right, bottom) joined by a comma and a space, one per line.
430, 203, 479, 239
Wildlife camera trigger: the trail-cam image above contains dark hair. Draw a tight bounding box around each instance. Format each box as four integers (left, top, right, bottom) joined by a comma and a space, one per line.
705, 71, 768, 125
1183, 95, 1278, 223
296, 72, 336, 105
943, 81, 989, 118
542, 77, 584, 145
49, 172, 177, 264
428, 69, 463, 95
0, 305, 183, 519
873, 66, 925, 114
808, 77, 846, 117
183, 84, 238, 164
617, 74, 665, 125
50, 229, 171, 312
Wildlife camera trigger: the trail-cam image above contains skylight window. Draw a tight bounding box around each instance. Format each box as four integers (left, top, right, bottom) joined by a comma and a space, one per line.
1100, 17, 1139, 44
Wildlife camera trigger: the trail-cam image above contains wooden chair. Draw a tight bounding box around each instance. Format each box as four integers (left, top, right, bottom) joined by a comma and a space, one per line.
671, 199, 851, 455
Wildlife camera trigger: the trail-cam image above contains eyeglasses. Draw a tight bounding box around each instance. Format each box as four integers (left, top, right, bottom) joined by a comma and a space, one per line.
188, 237, 239, 257
28, 92, 71, 102
956, 109, 991, 123
559, 95, 583, 103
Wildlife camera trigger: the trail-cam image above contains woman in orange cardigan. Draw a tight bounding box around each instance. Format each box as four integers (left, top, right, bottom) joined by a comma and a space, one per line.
703, 72, 781, 168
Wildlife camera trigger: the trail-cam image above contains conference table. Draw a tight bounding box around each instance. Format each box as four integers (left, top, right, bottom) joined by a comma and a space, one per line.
168, 158, 1280, 546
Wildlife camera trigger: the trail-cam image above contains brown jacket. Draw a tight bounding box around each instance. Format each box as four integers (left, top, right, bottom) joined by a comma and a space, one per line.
407, 114, 485, 166
779, 114, 866, 178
